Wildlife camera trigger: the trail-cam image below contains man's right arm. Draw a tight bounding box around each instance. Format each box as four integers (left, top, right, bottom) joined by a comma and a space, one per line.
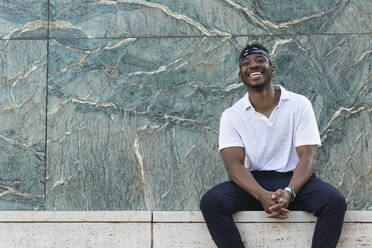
220, 147, 289, 218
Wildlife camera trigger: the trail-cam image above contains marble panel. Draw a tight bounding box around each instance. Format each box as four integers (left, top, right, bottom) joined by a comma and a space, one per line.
0, 40, 46, 210
49, 0, 371, 39
46, 35, 371, 210
45, 37, 233, 210
329, 1, 372, 33
0, 0, 48, 39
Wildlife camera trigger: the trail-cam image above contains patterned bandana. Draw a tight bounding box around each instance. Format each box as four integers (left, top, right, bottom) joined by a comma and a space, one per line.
239, 47, 272, 64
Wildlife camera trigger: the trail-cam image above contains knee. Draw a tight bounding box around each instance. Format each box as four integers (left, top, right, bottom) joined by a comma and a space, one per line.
326, 190, 347, 213
200, 188, 220, 213
200, 190, 214, 213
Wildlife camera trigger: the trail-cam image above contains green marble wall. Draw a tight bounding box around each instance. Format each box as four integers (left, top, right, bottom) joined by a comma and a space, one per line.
0, 0, 371, 210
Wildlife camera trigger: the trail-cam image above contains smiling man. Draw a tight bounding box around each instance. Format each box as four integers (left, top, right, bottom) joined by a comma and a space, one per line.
200, 43, 346, 248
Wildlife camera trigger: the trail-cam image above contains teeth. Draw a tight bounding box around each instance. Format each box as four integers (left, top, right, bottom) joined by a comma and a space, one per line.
250, 72, 262, 77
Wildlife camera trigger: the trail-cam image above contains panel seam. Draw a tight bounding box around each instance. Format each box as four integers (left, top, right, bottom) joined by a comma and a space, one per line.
43, 0, 50, 211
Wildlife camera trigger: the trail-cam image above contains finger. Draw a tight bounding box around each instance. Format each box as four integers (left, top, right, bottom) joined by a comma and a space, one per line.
279, 207, 290, 213
267, 211, 288, 219
275, 190, 282, 197
269, 204, 280, 211
267, 211, 280, 218
278, 189, 285, 194
269, 202, 286, 211
271, 192, 279, 199
274, 214, 289, 219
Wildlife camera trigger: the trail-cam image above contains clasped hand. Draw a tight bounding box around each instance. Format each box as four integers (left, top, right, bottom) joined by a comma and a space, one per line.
259, 189, 292, 219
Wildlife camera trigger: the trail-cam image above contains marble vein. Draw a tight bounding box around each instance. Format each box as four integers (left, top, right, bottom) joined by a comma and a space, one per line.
321, 106, 368, 143
128, 65, 167, 76
47, 98, 69, 117
54, 38, 136, 72
337, 132, 363, 189
225, 82, 244, 92
72, 97, 117, 109
356, 70, 372, 99
11, 61, 41, 88
321, 70, 372, 142
163, 114, 201, 125
134, 137, 145, 187
48, 128, 87, 145
0, 184, 43, 200
4, 20, 47, 39
0, 134, 44, 164
223, 0, 342, 31
171, 128, 181, 165
366, 161, 372, 180
50, 20, 86, 35
0, 134, 31, 150
93, 0, 232, 36
121, 110, 150, 209
3, 60, 41, 111
270, 39, 293, 58
163, 114, 218, 134
4, 93, 35, 112
174, 62, 188, 71
356, 50, 372, 64
132, 135, 150, 208
128, 58, 183, 77
346, 173, 366, 201
0, 3, 17, 9
181, 145, 196, 168
222, 0, 269, 31
48, 165, 65, 194
344, 150, 372, 202
345, 133, 363, 175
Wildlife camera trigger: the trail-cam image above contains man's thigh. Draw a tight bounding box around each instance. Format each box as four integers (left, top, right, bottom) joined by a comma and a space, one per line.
289, 176, 346, 215
203, 181, 263, 213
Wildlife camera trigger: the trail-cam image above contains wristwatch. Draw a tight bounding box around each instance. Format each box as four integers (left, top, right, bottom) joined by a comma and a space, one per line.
284, 187, 296, 201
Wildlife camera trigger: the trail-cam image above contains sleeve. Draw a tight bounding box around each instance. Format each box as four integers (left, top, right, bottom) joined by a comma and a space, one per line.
294, 97, 322, 147
218, 110, 244, 151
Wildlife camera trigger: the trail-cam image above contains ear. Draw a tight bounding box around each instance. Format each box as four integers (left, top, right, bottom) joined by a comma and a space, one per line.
271, 65, 275, 74
238, 71, 242, 81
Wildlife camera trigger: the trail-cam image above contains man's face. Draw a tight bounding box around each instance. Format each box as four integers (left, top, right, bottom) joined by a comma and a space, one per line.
238, 53, 275, 91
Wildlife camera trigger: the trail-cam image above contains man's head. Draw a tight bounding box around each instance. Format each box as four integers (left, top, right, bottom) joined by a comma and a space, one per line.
238, 43, 275, 91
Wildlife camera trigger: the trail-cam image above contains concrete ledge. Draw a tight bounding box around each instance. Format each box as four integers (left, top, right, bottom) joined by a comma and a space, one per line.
153, 210, 318, 222
153, 210, 372, 223
0, 211, 152, 247
152, 211, 372, 248
0, 211, 151, 222
0, 211, 370, 247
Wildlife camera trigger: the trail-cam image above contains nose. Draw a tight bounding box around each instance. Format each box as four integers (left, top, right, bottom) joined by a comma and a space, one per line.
248, 62, 259, 70
247, 59, 260, 69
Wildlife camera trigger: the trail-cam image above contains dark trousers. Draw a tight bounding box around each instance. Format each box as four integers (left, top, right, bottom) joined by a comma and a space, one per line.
200, 171, 347, 248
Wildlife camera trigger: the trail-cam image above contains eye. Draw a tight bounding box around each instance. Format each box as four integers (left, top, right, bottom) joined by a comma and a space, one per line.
256, 57, 266, 63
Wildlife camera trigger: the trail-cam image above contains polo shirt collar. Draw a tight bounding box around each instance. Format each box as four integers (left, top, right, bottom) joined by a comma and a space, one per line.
243, 84, 291, 110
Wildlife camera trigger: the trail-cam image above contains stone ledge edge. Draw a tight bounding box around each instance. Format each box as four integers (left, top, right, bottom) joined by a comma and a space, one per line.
0, 211, 370, 223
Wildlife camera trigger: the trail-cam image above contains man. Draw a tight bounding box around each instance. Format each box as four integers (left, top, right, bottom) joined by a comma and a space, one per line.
200, 43, 346, 248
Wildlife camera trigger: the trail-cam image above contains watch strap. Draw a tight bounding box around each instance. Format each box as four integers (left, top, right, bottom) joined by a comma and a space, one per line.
284, 187, 296, 201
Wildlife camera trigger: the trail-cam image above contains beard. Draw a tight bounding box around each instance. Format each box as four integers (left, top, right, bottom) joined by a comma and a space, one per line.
243, 76, 272, 92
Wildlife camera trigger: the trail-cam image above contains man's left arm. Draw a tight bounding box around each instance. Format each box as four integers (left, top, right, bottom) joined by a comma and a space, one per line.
268, 97, 320, 217
268, 145, 317, 217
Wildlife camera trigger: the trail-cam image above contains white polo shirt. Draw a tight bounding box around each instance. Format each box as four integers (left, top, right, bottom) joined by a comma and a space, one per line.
219, 85, 321, 172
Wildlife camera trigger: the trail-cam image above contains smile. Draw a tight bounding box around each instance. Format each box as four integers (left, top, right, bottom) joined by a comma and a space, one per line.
249, 72, 263, 79
249, 72, 262, 77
